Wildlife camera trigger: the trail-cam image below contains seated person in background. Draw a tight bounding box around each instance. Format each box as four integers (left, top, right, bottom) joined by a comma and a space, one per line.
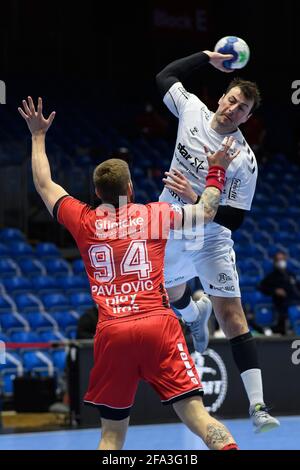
76, 305, 98, 339
259, 251, 300, 334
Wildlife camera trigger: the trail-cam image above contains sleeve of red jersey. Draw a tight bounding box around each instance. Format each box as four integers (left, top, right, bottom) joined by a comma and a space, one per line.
149, 202, 183, 239
54, 195, 88, 240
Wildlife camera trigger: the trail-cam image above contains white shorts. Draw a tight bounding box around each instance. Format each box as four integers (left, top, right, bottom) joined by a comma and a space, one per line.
163, 235, 241, 298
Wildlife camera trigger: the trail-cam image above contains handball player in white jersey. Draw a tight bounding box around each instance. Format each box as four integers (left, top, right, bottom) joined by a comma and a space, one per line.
156, 49, 279, 433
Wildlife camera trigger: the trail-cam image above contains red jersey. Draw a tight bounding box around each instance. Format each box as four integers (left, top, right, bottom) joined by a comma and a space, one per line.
56, 196, 183, 321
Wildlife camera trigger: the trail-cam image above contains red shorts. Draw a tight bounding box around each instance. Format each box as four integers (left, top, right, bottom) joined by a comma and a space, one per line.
84, 313, 203, 409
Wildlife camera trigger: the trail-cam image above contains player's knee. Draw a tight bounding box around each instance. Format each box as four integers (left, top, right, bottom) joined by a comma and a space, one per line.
167, 283, 187, 303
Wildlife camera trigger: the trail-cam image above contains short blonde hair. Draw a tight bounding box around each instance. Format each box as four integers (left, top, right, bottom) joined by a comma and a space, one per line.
93, 158, 131, 206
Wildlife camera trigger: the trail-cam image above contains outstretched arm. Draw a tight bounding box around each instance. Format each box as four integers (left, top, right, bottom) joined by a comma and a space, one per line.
18, 97, 68, 216
156, 50, 234, 97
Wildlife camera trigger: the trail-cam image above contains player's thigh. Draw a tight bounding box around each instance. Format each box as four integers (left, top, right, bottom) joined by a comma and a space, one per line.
164, 237, 197, 289
195, 244, 241, 298
84, 322, 139, 409
141, 315, 203, 402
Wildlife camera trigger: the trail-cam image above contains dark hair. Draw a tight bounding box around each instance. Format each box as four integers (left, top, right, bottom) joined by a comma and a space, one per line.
225, 78, 261, 112
93, 158, 131, 206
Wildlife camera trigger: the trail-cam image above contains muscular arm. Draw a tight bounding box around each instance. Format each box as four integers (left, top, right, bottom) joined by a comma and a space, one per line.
18, 97, 68, 217
31, 133, 68, 216
193, 186, 221, 225
180, 186, 221, 231
156, 52, 210, 97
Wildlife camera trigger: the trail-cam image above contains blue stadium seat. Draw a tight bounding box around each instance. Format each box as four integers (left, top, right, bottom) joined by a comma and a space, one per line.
30, 275, 59, 294
35, 242, 61, 258
252, 231, 273, 244
39, 330, 67, 342
257, 217, 279, 232
10, 331, 41, 343
0, 332, 10, 342
25, 312, 56, 331
65, 328, 77, 339
51, 311, 79, 329
268, 245, 289, 258
240, 218, 258, 232
289, 243, 300, 260
69, 292, 93, 309
52, 349, 67, 371
72, 259, 85, 274
239, 274, 259, 288
0, 228, 25, 242
0, 295, 15, 312
0, 351, 23, 371
242, 291, 272, 310
273, 231, 295, 243
14, 293, 43, 312
238, 258, 262, 272
289, 259, 300, 274
18, 258, 46, 277
0, 243, 9, 257
232, 230, 253, 244
254, 306, 274, 326
7, 241, 34, 258
22, 350, 55, 376
0, 313, 28, 333
288, 207, 300, 217
59, 275, 89, 292
3, 276, 32, 294
44, 258, 71, 276
261, 259, 273, 274
278, 218, 299, 233
41, 293, 70, 310
0, 258, 20, 276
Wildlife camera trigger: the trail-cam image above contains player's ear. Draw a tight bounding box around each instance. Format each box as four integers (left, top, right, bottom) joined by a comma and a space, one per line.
127, 180, 134, 203
218, 94, 225, 106
128, 180, 133, 195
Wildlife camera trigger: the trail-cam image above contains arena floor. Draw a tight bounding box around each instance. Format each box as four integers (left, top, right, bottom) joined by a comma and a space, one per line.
0, 416, 299, 450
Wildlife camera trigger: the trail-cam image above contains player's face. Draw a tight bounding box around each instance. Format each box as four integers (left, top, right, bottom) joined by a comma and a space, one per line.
215, 87, 254, 130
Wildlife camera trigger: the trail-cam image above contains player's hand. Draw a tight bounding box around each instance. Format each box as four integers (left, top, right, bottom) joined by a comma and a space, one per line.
204, 136, 240, 170
163, 168, 198, 204
203, 50, 234, 73
18, 97, 56, 136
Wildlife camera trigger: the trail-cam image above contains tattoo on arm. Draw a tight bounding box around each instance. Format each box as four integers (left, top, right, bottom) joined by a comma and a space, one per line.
200, 187, 221, 224
182, 187, 221, 230
205, 423, 232, 448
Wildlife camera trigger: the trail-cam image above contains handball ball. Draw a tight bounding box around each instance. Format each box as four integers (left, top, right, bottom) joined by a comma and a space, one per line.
214, 36, 250, 70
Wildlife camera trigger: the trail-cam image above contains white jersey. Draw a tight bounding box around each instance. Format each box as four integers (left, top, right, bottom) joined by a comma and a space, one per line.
159, 82, 257, 240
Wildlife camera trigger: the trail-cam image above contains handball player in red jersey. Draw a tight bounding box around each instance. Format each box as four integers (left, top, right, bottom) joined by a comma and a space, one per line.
19, 96, 239, 450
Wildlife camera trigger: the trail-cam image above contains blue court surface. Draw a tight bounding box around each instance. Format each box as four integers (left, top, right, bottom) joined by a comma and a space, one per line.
0, 416, 299, 450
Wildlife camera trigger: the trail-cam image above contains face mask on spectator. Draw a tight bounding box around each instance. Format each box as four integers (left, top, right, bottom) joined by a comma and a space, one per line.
275, 260, 287, 270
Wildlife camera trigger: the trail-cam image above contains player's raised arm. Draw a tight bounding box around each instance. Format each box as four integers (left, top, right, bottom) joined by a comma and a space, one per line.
18, 97, 68, 216
156, 50, 234, 98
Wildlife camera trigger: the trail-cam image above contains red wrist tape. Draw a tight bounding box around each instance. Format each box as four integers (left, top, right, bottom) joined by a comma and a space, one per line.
220, 443, 239, 451
205, 165, 226, 192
